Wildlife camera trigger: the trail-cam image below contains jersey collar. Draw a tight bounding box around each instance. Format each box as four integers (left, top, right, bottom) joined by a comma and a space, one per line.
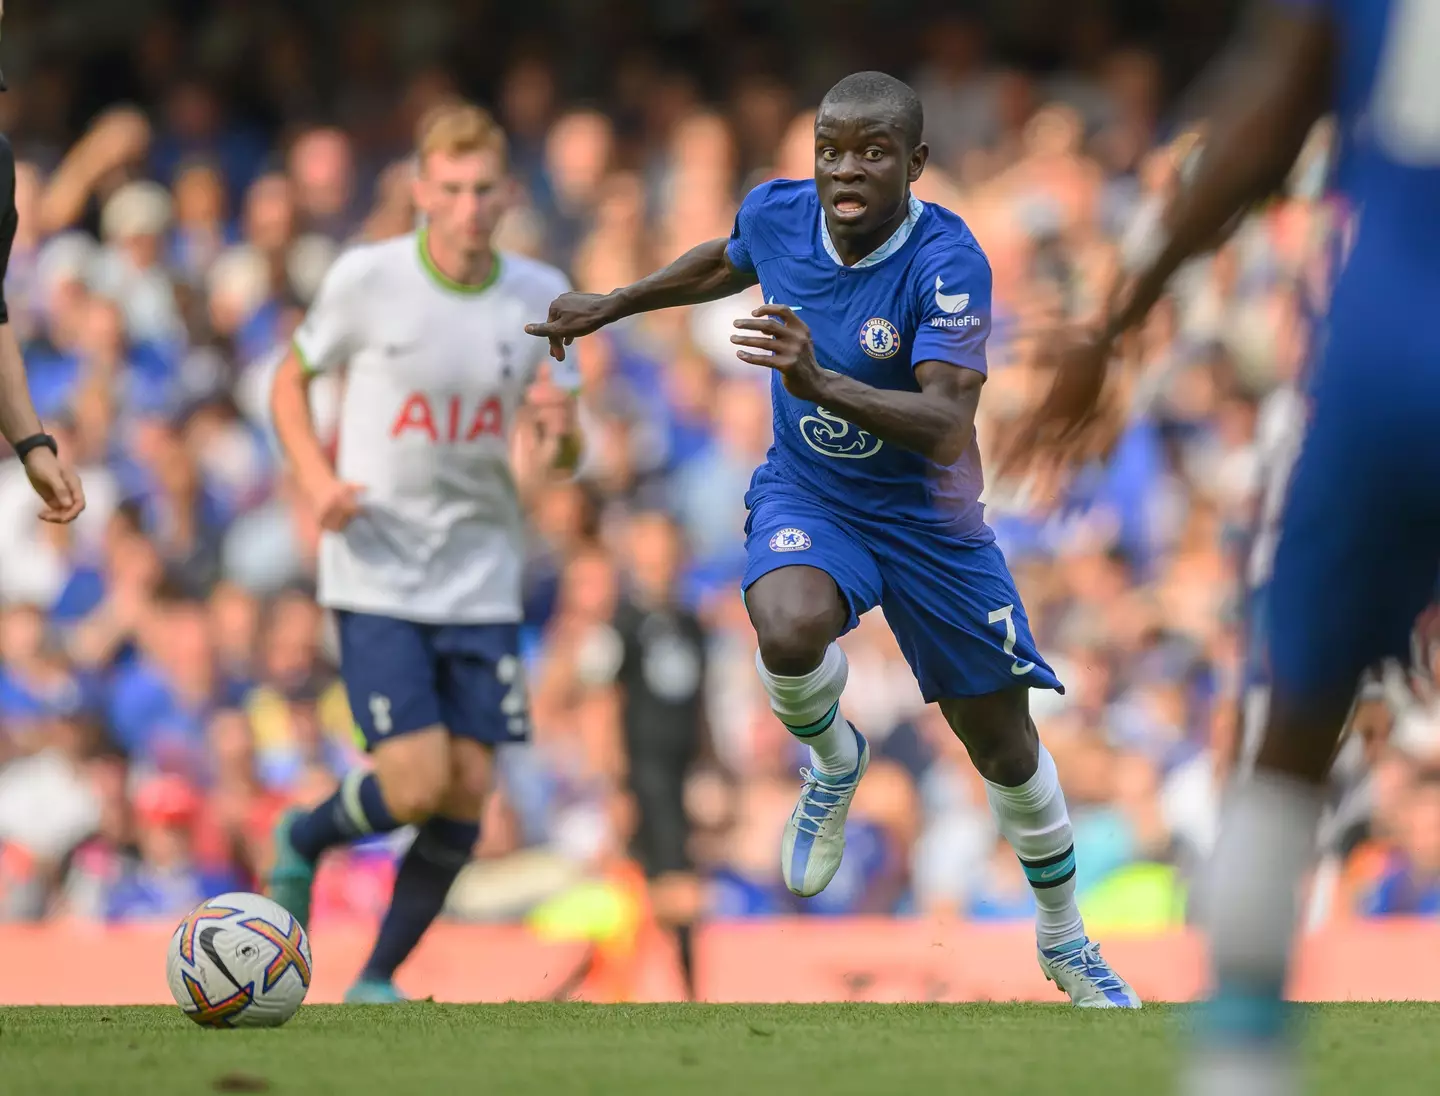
819, 194, 925, 269
417, 228, 502, 294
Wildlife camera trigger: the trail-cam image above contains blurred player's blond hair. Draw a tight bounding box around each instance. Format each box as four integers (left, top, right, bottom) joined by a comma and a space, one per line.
415, 102, 508, 168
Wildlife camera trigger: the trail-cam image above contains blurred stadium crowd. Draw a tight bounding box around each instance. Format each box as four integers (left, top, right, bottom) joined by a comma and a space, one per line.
3, 0, 1440, 935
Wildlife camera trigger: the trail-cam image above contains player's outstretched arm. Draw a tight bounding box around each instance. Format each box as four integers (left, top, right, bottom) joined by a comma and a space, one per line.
525, 238, 757, 361
733, 304, 980, 465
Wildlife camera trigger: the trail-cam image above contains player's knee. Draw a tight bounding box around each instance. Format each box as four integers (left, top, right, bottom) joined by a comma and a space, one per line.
441, 741, 492, 821
373, 732, 451, 823
384, 777, 448, 825
971, 734, 1040, 788
939, 692, 1038, 787
751, 601, 840, 676
747, 569, 847, 676
755, 619, 831, 676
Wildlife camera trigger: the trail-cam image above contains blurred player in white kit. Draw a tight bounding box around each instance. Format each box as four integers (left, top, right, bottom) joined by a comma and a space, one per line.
266, 102, 581, 1003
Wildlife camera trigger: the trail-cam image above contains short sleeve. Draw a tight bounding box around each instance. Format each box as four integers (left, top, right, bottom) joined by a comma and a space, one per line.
726, 181, 773, 275
910, 245, 993, 376
292, 247, 370, 375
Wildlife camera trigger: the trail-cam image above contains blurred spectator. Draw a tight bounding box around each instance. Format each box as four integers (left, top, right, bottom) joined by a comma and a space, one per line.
500, 56, 558, 195
107, 596, 217, 772
542, 110, 613, 269
288, 128, 359, 244
92, 180, 184, 345
169, 161, 232, 283
0, 711, 104, 920
150, 79, 267, 202
1359, 769, 1440, 917
103, 772, 241, 922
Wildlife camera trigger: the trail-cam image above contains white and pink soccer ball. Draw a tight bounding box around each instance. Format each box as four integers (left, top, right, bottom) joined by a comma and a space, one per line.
166, 892, 312, 1028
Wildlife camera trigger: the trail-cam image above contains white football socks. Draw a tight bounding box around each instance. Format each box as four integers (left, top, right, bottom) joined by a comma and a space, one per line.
755, 644, 859, 780
985, 744, 1085, 949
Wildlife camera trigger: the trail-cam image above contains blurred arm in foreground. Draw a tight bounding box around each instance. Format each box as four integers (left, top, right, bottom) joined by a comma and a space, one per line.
1000, 2, 1333, 476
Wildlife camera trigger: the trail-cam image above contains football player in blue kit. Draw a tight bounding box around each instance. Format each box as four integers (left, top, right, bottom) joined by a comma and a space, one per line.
1004, 1, 1440, 1089
529, 71, 1139, 1008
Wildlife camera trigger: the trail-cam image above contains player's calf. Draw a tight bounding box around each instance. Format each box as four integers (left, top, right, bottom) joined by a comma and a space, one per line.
942, 688, 1139, 1006
354, 745, 488, 997
746, 568, 867, 896
272, 729, 450, 932
943, 691, 1081, 946
354, 814, 479, 993
747, 568, 857, 777
269, 765, 408, 929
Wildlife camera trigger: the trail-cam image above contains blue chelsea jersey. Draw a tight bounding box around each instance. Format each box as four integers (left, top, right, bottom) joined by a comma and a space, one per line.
727, 178, 995, 536
1277, 0, 1440, 357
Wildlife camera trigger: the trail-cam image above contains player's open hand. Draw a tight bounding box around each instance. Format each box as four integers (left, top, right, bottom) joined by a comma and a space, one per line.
23, 449, 86, 524
995, 326, 1116, 480
310, 477, 365, 533
731, 304, 828, 402
525, 293, 616, 362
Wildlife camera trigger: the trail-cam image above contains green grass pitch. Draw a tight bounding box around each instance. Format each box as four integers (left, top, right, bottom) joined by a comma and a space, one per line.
4, 1003, 1440, 1095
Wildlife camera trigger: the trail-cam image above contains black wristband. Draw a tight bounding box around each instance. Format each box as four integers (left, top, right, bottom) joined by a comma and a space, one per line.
14, 433, 57, 463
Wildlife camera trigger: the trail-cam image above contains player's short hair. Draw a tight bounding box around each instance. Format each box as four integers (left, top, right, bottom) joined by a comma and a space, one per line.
415, 101, 508, 167
819, 71, 924, 150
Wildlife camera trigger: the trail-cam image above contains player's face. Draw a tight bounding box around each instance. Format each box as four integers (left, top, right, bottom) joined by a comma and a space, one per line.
813, 107, 927, 240
414, 148, 509, 254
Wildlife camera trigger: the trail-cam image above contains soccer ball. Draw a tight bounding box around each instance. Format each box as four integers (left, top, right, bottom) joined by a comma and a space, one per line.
166, 892, 312, 1028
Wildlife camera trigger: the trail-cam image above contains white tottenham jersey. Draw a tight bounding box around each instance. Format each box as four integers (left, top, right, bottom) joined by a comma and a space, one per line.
293, 231, 577, 624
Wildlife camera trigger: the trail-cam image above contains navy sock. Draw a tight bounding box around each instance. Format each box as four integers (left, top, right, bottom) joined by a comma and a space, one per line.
289, 771, 401, 863
361, 816, 478, 982
674, 923, 696, 1001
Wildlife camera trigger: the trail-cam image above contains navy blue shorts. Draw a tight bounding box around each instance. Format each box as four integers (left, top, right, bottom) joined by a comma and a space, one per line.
1267, 348, 1440, 696
743, 487, 1062, 702
335, 611, 528, 751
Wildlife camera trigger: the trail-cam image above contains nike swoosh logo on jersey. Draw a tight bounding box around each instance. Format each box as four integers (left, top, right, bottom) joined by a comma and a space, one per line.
766, 296, 802, 312
934, 277, 969, 315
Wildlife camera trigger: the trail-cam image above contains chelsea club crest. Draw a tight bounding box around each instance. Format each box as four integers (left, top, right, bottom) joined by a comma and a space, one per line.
859, 317, 900, 359
769, 528, 812, 552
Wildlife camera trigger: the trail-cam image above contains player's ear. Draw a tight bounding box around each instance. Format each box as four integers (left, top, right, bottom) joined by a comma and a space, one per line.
908, 142, 929, 184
